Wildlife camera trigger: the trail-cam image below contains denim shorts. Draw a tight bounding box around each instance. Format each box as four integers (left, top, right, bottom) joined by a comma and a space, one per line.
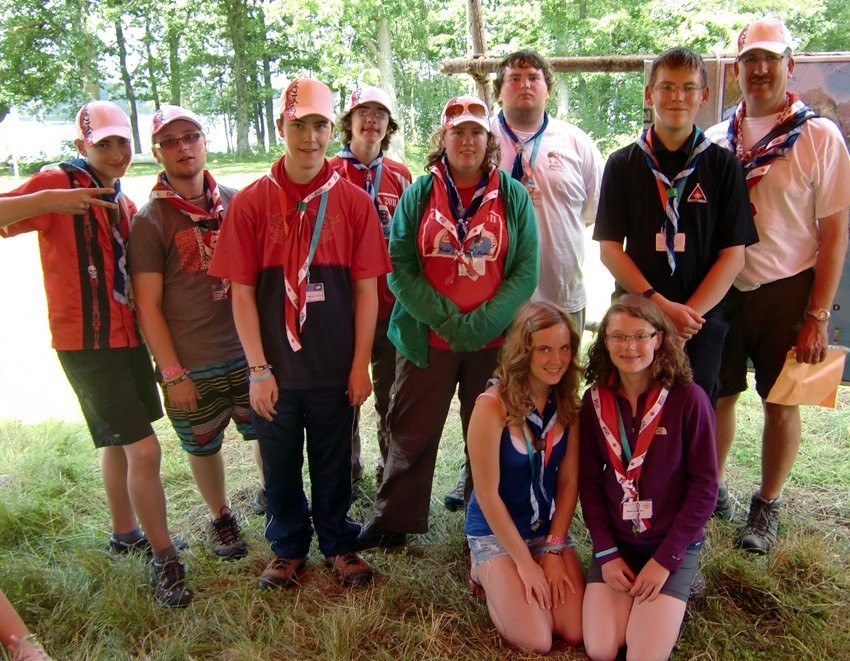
468, 533, 576, 567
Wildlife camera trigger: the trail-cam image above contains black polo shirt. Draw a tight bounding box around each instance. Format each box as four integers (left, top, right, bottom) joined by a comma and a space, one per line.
594, 127, 757, 308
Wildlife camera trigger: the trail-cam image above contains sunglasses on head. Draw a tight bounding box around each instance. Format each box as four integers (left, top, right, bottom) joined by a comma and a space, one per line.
445, 100, 488, 120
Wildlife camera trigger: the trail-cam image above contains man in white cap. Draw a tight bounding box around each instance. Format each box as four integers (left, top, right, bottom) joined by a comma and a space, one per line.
0, 100, 192, 607
129, 104, 265, 561
209, 78, 390, 588
330, 85, 412, 487
707, 18, 850, 552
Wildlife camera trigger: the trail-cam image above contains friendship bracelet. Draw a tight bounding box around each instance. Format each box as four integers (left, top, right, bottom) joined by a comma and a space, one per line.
544, 548, 564, 556
160, 364, 185, 380
249, 370, 274, 383
163, 371, 189, 387
545, 534, 566, 546
248, 364, 273, 373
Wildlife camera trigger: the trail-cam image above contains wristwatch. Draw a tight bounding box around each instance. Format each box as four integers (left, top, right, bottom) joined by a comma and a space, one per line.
805, 308, 831, 322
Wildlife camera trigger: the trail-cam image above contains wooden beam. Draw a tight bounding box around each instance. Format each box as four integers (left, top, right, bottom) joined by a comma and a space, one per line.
442, 55, 653, 76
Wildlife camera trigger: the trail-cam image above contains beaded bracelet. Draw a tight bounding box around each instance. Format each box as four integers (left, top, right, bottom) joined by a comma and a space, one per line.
248, 364, 273, 373
249, 369, 274, 383
161, 364, 185, 381
163, 371, 189, 387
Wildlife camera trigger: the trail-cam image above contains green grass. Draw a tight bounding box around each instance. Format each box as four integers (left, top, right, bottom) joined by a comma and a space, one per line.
1, 378, 848, 659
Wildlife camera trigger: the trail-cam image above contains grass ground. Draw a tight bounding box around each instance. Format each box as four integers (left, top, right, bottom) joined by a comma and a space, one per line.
1, 169, 848, 658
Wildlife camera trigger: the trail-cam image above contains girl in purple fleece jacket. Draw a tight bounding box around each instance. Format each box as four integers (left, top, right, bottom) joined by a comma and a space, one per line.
579, 295, 717, 660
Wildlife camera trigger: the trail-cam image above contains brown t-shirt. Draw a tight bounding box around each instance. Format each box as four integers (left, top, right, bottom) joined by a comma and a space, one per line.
128, 185, 244, 368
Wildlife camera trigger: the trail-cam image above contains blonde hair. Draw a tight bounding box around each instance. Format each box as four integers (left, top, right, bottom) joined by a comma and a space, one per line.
495, 302, 582, 427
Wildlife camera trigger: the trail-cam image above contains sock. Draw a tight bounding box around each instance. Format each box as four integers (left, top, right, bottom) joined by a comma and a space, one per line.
112, 528, 145, 545
153, 544, 179, 564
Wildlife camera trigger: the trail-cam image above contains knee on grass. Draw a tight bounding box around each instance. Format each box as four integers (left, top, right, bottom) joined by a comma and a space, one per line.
496, 620, 552, 655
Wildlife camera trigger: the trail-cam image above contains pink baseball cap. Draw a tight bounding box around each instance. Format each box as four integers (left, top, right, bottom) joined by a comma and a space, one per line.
75, 100, 132, 145
280, 78, 335, 123
737, 18, 794, 56
151, 104, 203, 139
441, 95, 490, 133
345, 85, 394, 115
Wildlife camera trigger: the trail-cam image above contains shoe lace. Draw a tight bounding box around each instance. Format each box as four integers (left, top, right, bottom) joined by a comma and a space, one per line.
212, 511, 242, 545
157, 559, 186, 588
748, 499, 778, 537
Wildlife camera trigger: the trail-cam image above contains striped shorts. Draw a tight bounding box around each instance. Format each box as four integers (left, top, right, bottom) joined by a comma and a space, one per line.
163, 355, 256, 455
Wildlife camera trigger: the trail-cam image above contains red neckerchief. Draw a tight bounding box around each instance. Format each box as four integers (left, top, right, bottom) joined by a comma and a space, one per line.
268, 158, 339, 351
590, 380, 668, 533
428, 161, 500, 284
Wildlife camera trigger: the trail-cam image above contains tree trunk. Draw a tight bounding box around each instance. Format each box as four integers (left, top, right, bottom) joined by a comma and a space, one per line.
465, 0, 491, 107
144, 18, 161, 109
376, 16, 403, 160
79, 1, 100, 100
223, 0, 251, 156
259, 5, 276, 150
167, 24, 181, 106
115, 19, 142, 153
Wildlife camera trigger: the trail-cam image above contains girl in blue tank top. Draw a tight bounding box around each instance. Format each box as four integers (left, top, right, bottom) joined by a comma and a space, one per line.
465, 301, 585, 654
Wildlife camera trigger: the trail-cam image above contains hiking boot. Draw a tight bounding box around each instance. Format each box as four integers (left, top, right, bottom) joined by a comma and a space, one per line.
714, 481, 735, 520
152, 558, 192, 608
737, 492, 780, 554
251, 487, 268, 516
443, 465, 467, 512
355, 523, 407, 551
258, 555, 306, 589
108, 534, 151, 555
210, 507, 248, 560
325, 551, 373, 587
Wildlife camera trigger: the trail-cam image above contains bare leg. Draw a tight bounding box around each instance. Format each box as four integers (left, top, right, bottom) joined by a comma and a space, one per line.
100, 445, 137, 534
625, 594, 688, 661
186, 451, 228, 518
760, 401, 801, 500
715, 394, 739, 482
123, 434, 172, 552
583, 582, 631, 660
475, 556, 554, 654
252, 440, 265, 489
551, 548, 585, 646
0, 589, 29, 648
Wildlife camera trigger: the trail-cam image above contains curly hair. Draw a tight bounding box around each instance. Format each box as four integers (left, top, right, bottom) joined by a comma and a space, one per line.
584, 294, 693, 389
493, 302, 583, 428
338, 109, 400, 152
423, 126, 501, 175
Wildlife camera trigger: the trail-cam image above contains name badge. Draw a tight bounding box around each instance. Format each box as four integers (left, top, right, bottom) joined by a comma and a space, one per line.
527, 185, 543, 207
622, 499, 653, 520
306, 282, 325, 303
655, 233, 686, 252
458, 257, 485, 279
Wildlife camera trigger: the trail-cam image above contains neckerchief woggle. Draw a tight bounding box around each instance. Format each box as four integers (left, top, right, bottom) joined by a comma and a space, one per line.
522, 395, 559, 531
335, 145, 384, 206
725, 93, 817, 200
267, 163, 339, 351
497, 110, 548, 186
637, 127, 710, 274
430, 160, 499, 283
590, 383, 668, 533
63, 158, 131, 307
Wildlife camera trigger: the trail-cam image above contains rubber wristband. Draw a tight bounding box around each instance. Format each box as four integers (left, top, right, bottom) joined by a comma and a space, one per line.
249, 370, 273, 383
248, 364, 273, 373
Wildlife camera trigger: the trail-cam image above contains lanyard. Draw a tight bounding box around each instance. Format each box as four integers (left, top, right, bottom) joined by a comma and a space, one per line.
275, 185, 330, 281
497, 110, 548, 184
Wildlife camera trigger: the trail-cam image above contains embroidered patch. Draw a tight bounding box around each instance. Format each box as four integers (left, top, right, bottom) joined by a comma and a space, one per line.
687, 183, 708, 204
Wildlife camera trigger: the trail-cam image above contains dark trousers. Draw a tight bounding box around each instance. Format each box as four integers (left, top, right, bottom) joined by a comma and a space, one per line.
253, 387, 360, 558
371, 346, 500, 533
351, 316, 396, 482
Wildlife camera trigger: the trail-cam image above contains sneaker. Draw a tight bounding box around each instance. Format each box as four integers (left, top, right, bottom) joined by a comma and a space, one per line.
9, 635, 52, 661
737, 492, 780, 554
258, 555, 306, 589
210, 507, 248, 560
714, 481, 735, 520
251, 487, 268, 516
325, 551, 373, 587
355, 523, 407, 551
152, 558, 192, 608
443, 466, 467, 512
108, 534, 151, 555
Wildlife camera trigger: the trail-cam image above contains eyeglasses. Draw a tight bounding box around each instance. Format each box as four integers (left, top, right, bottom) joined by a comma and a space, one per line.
605, 331, 659, 345
153, 132, 203, 150
444, 99, 488, 121
652, 83, 704, 96
354, 107, 389, 121
737, 53, 785, 67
